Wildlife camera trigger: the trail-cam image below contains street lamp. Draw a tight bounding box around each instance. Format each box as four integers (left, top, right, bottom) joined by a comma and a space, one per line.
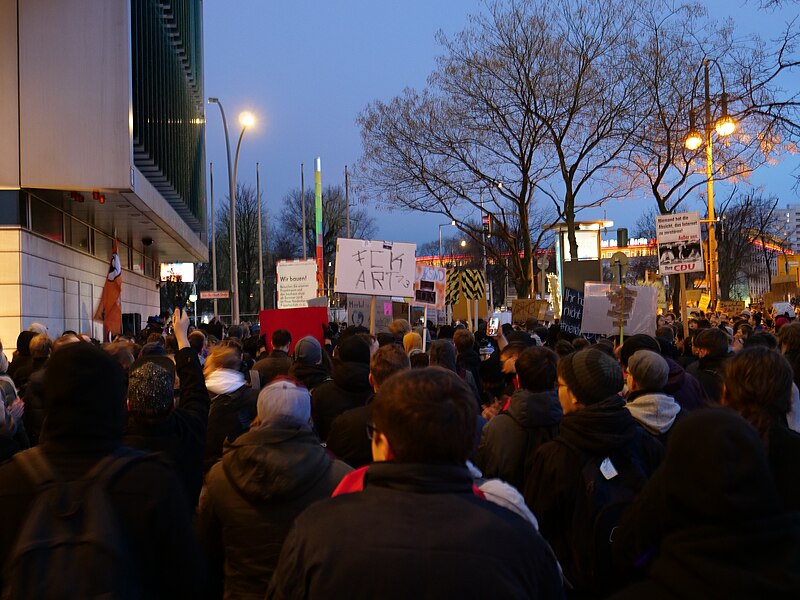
684, 59, 736, 307
439, 220, 456, 266
207, 98, 255, 325
189, 283, 198, 327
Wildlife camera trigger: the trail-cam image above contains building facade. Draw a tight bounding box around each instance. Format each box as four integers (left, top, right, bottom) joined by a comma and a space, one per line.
0, 0, 207, 348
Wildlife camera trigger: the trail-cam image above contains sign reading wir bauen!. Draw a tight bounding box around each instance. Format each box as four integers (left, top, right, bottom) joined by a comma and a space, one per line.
334, 238, 416, 296
276, 259, 318, 309
656, 212, 704, 275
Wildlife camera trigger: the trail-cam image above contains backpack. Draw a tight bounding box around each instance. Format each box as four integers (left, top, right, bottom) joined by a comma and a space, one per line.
501, 409, 559, 491
559, 441, 648, 594
2, 446, 147, 600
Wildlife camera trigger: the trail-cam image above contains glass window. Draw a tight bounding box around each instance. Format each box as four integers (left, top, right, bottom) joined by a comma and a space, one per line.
65, 217, 90, 252
118, 243, 130, 270
94, 231, 112, 259
132, 249, 146, 274
144, 256, 155, 278
30, 196, 63, 243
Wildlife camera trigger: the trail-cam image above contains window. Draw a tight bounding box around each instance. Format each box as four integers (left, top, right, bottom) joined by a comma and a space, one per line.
30, 196, 63, 243
65, 217, 90, 252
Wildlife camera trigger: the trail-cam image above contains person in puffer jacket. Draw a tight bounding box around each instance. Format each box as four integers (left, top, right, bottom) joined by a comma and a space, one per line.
625, 350, 683, 446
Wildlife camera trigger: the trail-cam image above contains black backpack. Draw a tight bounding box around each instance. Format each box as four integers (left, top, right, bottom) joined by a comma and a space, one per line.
2, 447, 147, 600
560, 442, 648, 594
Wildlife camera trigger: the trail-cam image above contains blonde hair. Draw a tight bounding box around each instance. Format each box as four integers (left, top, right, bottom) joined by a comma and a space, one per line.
204, 344, 242, 376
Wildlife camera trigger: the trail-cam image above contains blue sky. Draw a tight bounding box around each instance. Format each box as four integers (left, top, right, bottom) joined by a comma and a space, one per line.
203, 1, 800, 248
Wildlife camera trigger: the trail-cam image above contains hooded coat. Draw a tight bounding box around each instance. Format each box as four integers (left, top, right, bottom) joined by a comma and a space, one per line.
6, 331, 36, 390
612, 409, 800, 599
686, 353, 729, 403
525, 395, 664, 594
476, 388, 561, 491
197, 425, 351, 600
625, 390, 682, 446
663, 358, 708, 411
311, 359, 372, 441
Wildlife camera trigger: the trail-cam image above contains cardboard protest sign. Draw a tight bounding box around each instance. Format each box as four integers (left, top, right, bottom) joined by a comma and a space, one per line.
259, 307, 328, 354
717, 299, 745, 316
334, 238, 416, 296
560, 287, 585, 337
684, 289, 702, 306
276, 259, 318, 309
413, 264, 446, 310
512, 299, 548, 324
773, 302, 794, 317
581, 283, 657, 336
656, 212, 704, 275
699, 294, 711, 312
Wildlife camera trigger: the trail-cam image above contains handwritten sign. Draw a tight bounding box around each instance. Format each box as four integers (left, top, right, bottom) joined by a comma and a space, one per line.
512, 299, 548, 324
413, 264, 446, 310
334, 238, 416, 296
560, 287, 585, 337
581, 283, 657, 336
717, 299, 745, 316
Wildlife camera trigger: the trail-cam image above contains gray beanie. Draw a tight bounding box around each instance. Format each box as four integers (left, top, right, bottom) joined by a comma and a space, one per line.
628, 350, 669, 391
559, 349, 623, 405
293, 336, 322, 365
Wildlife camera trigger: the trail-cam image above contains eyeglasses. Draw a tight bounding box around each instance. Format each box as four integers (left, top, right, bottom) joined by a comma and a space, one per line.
366, 422, 378, 441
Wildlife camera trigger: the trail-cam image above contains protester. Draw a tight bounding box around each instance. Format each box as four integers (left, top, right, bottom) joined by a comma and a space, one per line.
287, 336, 329, 392
686, 327, 730, 403
198, 378, 351, 599
253, 329, 293, 387
454, 328, 482, 392
402, 331, 422, 355
611, 409, 800, 599
267, 368, 564, 599
429, 339, 481, 406
6, 330, 36, 389
625, 350, 682, 445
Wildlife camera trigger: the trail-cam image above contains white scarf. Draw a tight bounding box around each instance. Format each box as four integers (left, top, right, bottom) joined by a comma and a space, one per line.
205, 368, 245, 396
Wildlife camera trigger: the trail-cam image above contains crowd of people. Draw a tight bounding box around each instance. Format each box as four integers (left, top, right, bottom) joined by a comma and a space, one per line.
0, 305, 799, 598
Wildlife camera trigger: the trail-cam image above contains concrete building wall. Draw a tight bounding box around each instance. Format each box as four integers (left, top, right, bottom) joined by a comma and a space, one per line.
0, 227, 159, 353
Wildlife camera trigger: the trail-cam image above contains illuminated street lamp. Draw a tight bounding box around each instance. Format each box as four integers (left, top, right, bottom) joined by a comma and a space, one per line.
438, 220, 456, 266
684, 59, 736, 307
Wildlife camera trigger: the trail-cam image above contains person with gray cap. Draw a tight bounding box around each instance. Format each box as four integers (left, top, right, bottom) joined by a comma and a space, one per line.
124, 308, 210, 508
197, 377, 351, 600
625, 350, 682, 445
525, 348, 663, 596
288, 336, 330, 392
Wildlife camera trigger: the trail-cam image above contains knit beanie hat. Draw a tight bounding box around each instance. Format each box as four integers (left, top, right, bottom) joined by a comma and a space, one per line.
336, 334, 371, 364
558, 349, 623, 405
128, 355, 176, 416
294, 336, 322, 365
627, 350, 669, 391
620, 334, 662, 368
257, 377, 311, 427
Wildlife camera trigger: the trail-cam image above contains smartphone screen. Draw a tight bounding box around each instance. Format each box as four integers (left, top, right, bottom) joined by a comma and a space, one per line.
487, 317, 500, 336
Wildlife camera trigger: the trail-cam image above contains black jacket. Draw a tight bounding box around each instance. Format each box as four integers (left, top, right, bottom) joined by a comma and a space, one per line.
267, 462, 564, 599
766, 417, 800, 511
611, 409, 800, 599
526, 396, 664, 594
685, 353, 729, 403
476, 388, 561, 491
253, 350, 292, 388
198, 424, 351, 600
287, 362, 329, 393
663, 358, 708, 412
204, 385, 258, 473
325, 400, 374, 468
0, 425, 203, 598
457, 348, 483, 393
124, 348, 210, 508
311, 360, 372, 441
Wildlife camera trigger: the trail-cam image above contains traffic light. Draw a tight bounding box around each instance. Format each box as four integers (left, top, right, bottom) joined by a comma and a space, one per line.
482, 215, 491, 237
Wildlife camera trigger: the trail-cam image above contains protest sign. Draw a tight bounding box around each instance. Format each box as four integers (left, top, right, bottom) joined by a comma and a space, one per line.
560, 287, 585, 337
717, 299, 745, 316
276, 259, 318, 309
699, 294, 711, 312
413, 264, 446, 310
512, 299, 548, 324
334, 238, 416, 296
773, 302, 794, 317
581, 283, 657, 336
259, 307, 328, 353
347, 294, 394, 331
656, 212, 704, 275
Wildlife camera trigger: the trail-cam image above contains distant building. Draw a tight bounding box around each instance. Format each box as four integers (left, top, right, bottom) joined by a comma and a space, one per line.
0, 1, 206, 345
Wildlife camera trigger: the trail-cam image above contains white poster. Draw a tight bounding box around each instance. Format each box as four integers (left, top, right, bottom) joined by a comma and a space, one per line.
656, 212, 704, 274
334, 238, 416, 296
347, 294, 394, 331
581, 283, 658, 336
276, 259, 318, 309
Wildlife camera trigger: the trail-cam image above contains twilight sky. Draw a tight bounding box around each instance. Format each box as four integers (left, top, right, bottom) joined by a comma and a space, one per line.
203, 1, 800, 250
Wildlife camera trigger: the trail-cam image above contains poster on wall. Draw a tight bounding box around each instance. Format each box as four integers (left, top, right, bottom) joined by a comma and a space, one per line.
276, 259, 318, 309
334, 238, 416, 296
581, 283, 658, 336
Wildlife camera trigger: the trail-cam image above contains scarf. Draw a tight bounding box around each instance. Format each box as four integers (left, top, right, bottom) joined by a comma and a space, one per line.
205, 368, 245, 395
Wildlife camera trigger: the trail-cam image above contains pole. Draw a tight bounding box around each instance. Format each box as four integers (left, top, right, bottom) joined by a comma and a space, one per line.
704, 60, 718, 308
439, 226, 443, 267
345, 165, 351, 238
680, 273, 689, 341
256, 162, 264, 311
423, 306, 428, 352
208, 98, 239, 325
210, 162, 218, 320
315, 158, 324, 296
370, 296, 376, 335
301, 163, 307, 260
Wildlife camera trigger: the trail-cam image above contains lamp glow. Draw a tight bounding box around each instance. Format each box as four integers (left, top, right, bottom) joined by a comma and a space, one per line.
715, 116, 736, 137
239, 111, 255, 128
685, 131, 703, 151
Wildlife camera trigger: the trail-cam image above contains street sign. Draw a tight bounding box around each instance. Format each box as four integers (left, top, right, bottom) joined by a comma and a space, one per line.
655, 212, 704, 274
199, 290, 229, 300
536, 256, 550, 271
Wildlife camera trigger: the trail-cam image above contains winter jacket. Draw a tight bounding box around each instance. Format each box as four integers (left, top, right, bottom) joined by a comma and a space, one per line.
204, 385, 258, 473
325, 400, 374, 468
476, 388, 561, 491
611, 409, 800, 599
686, 353, 729, 403
253, 350, 292, 388
625, 390, 682, 446
526, 395, 664, 595
287, 362, 329, 393
766, 417, 800, 511
311, 360, 372, 441
6, 331, 35, 389
663, 358, 708, 411
197, 424, 351, 600
266, 462, 565, 599
124, 348, 210, 508
0, 400, 204, 597
457, 348, 483, 393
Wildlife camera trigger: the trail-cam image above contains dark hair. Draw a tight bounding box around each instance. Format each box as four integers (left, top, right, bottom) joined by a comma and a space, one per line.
453, 329, 475, 354
515, 347, 557, 392
693, 327, 729, 357
572, 337, 589, 351
164, 334, 179, 354
370, 344, 411, 387
429, 339, 457, 372
409, 350, 430, 369
655, 326, 674, 342
554, 339, 575, 358
744, 331, 778, 349
778, 321, 800, 353
372, 367, 476, 464
227, 325, 243, 339
271, 329, 292, 349
724, 347, 793, 444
